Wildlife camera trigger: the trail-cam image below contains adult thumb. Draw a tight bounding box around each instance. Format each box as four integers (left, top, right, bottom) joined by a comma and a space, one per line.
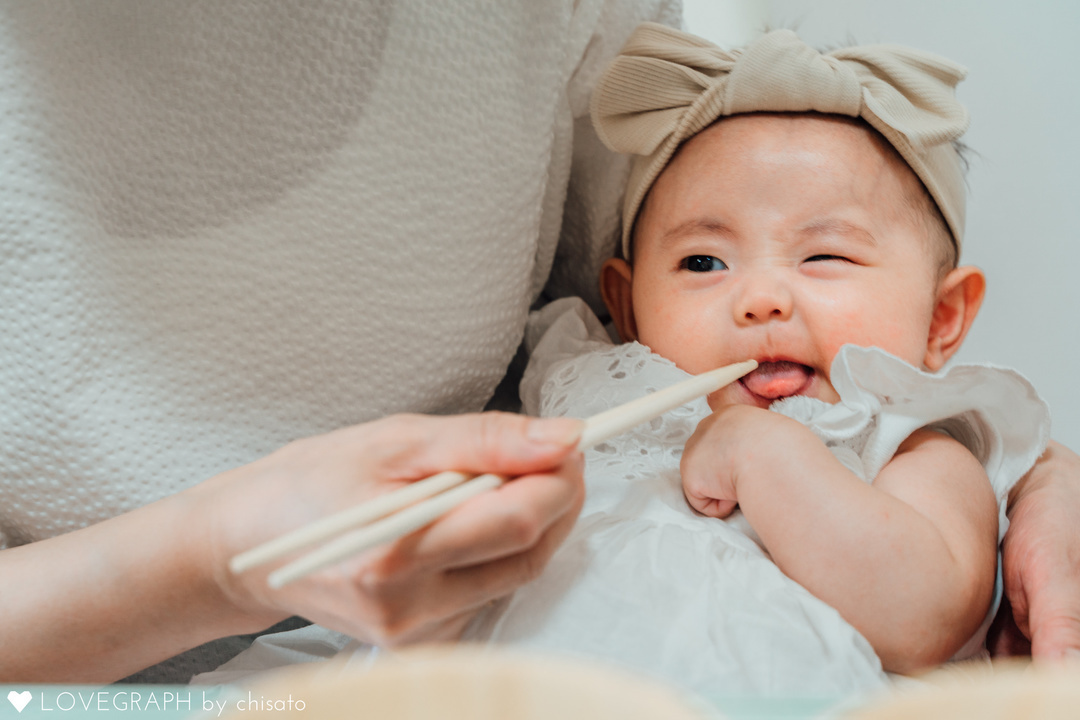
1030, 596, 1080, 663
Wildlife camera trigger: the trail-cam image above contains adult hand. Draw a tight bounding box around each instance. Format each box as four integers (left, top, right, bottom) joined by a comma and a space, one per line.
0, 412, 583, 683
997, 440, 1080, 661
201, 412, 585, 647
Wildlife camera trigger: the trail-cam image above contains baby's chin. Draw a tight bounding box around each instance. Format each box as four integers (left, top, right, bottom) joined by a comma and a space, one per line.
707, 361, 839, 410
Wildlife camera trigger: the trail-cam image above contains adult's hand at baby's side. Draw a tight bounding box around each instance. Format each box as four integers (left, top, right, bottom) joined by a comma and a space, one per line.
0, 412, 583, 683
201, 412, 586, 648
998, 440, 1080, 662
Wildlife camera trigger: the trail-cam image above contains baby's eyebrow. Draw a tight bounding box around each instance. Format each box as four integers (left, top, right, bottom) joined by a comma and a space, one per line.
798, 219, 878, 246
657, 218, 735, 246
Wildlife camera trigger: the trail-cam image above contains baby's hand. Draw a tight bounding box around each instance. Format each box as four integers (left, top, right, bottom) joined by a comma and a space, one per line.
681, 405, 803, 518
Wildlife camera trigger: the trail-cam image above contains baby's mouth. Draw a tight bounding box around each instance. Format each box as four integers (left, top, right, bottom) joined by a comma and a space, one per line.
740, 361, 814, 400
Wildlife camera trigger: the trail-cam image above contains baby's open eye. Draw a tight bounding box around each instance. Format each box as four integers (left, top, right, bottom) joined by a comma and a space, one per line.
680, 255, 728, 272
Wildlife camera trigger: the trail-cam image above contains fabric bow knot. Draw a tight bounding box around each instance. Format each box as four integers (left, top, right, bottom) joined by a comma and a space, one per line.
590, 24, 970, 258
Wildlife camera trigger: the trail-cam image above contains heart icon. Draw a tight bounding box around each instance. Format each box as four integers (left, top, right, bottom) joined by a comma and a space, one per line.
7, 691, 31, 713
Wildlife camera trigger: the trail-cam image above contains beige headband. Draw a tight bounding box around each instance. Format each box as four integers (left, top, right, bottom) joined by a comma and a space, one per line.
590, 23, 970, 260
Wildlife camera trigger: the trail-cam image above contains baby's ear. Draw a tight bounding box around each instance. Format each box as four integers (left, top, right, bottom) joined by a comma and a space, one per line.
924, 266, 986, 371
599, 258, 638, 343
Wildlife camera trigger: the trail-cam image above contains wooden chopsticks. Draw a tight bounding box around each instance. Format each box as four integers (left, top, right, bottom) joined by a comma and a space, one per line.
229, 359, 757, 588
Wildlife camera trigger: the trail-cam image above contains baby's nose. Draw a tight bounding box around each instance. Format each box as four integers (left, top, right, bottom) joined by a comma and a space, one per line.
734, 273, 794, 325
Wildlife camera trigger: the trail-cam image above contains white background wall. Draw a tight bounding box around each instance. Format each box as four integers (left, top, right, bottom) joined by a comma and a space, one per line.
683, 0, 1080, 450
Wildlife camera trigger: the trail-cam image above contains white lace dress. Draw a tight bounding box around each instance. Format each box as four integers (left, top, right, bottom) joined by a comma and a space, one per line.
462, 297, 1051, 696
195, 296, 1050, 690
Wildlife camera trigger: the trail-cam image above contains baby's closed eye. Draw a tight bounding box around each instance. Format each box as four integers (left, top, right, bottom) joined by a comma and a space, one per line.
804, 254, 851, 263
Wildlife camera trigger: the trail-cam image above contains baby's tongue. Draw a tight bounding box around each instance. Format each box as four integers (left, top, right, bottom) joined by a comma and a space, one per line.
742, 361, 812, 399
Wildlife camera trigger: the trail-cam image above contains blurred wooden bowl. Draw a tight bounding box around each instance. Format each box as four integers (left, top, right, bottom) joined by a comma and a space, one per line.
218, 646, 716, 720
842, 660, 1080, 720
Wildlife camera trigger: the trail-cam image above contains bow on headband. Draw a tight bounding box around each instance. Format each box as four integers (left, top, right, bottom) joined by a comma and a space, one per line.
590, 23, 970, 259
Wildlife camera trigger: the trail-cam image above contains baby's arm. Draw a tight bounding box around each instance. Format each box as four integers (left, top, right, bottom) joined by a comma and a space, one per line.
681, 405, 998, 674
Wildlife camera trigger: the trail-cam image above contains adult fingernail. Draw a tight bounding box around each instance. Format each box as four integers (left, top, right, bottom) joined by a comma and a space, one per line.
526, 417, 584, 446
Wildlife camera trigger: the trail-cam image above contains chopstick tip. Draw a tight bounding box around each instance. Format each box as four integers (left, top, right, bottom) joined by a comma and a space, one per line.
228, 554, 254, 575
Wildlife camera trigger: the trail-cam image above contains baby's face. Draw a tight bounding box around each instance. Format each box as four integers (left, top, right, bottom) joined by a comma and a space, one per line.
607, 114, 950, 409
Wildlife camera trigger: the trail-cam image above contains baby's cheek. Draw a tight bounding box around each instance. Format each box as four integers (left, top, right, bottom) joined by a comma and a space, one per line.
641, 325, 718, 376
822, 314, 926, 366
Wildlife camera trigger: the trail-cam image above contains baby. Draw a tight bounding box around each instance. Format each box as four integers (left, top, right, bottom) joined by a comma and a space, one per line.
464, 24, 1050, 695
195, 25, 1051, 697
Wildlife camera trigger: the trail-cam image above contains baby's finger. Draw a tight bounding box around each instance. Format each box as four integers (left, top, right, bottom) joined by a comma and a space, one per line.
683, 487, 737, 518
702, 496, 738, 518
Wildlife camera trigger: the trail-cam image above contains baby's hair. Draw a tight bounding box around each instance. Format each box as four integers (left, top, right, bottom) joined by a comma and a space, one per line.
883, 132, 973, 283
881, 133, 967, 283
910, 180, 957, 283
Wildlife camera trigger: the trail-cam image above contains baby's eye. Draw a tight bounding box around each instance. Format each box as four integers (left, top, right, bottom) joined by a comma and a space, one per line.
805, 254, 849, 263
680, 255, 728, 272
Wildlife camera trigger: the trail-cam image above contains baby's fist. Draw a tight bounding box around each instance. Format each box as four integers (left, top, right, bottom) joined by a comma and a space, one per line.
680, 405, 748, 518
681, 404, 796, 518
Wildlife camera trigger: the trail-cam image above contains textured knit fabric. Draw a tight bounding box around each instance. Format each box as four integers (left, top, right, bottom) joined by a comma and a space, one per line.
464, 298, 1049, 695
589, 23, 970, 258
0, 0, 680, 681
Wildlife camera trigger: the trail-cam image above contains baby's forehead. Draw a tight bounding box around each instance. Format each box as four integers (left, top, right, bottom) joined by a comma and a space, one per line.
647, 113, 928, 217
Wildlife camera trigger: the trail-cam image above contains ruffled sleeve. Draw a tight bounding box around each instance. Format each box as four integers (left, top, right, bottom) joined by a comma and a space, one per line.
771, 344, 1051, 542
